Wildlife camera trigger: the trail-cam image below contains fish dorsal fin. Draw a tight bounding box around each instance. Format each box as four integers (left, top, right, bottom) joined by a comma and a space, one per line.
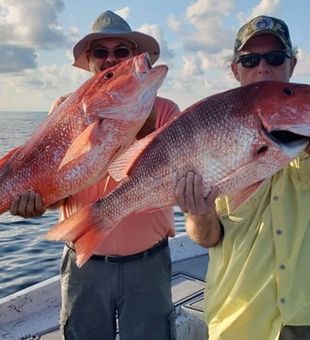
0, 146, 20, 169
108, 128, 161, 182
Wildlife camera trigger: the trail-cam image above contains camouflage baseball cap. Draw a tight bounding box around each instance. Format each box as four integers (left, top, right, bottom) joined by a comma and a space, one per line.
234, 15, 292, 52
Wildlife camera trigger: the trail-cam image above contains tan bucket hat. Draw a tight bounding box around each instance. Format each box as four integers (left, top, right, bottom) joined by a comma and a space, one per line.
73, 10, 160, 71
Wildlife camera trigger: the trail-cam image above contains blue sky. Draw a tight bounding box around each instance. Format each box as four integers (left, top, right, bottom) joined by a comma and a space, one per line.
1, 0, 310, 111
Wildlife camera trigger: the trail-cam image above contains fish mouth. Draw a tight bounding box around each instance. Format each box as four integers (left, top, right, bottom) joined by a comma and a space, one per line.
134, 53, 152, 74
262, 126, 309, 157
265, 128, 308, 144
145, 54, 152, 69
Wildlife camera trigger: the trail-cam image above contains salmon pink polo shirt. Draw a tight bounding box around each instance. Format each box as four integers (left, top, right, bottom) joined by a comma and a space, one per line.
59, 96, 181, 256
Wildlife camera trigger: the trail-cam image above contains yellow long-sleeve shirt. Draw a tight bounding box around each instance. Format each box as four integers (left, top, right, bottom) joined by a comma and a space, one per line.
206, 152, 310, 340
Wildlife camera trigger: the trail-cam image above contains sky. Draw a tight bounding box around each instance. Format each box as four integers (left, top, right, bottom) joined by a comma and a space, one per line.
1, 0, 310, 112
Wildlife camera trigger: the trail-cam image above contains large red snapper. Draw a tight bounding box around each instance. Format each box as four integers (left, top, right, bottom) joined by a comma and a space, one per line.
0, 53, 168, 214
47, 81, 310, 267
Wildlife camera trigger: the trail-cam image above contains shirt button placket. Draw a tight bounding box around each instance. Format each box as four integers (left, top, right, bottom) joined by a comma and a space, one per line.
271, 190, 288, 313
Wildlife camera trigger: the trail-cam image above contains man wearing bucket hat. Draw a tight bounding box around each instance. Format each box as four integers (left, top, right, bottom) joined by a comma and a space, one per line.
49, 10, 162, 110
176, 15, 310, 340
11, 10, 180, 340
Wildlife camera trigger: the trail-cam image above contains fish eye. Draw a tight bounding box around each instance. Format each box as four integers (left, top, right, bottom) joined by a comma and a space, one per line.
104, 71, 114, 80
283, 87, 294, 96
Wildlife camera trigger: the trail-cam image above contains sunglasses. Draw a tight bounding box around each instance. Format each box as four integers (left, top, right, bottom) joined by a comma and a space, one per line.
236, 50, 292, 68
90, 47, 132, 59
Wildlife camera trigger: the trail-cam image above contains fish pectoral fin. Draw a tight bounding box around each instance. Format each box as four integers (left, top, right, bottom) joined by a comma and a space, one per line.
230, 181, 264, 210
0, 146, 21, 169
214, 155, 269, 209
107, 128, 161, 182
59, 121, 103, 170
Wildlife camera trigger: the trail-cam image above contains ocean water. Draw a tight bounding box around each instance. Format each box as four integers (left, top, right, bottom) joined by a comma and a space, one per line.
0, 111, 185, 299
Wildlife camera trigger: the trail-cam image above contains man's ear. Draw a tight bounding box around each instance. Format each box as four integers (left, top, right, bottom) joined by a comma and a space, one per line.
289, 57, 297, 78
231, 62, 240, 82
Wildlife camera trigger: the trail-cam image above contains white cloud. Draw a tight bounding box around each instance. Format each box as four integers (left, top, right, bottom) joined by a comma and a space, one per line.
182, 56, 202, 77
182, 52, 210, 77
186, 0, 232, 25
161, 52, 237, 111
67, 25, 81, 47
251, 0, 281, 18
152, 0, 240, 110
168, 15, 182, 33
0, 0, 66, 48
237, 0, 282, 24
0, 63, 89, 111
0, 0, 68, 73
138, 23, 174, 61
0, 45, 37, 73
161, 69, 236, 112
291, 49, 310, 80
182, 0, 235, 53
115, 7, 130, 20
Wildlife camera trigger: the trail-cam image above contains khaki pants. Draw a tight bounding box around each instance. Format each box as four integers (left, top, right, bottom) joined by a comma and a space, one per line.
279, 326, 310, 340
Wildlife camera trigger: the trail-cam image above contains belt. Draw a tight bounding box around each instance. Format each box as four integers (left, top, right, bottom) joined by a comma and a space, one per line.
66, 238, 168, 264
89, 238, 169, 263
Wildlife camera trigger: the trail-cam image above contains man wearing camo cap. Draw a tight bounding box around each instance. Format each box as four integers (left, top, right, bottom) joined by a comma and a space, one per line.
180, 15, 310, 340
234, 15, 292, 52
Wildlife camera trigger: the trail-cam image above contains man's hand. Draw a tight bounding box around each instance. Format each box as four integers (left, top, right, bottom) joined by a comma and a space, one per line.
175, 171, 218, 215
10, 191, 46, 218
175, 172, 222, 248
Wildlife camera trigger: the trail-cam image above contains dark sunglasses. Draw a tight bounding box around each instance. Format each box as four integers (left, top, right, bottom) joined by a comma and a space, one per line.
236, 50, 292, 68
90, 47, 132, 59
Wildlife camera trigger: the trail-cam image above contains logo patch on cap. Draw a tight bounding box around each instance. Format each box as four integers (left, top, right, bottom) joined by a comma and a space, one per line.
252, 17, 274, 31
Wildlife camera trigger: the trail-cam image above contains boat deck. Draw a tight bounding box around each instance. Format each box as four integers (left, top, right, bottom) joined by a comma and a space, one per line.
37, 254, 208, 340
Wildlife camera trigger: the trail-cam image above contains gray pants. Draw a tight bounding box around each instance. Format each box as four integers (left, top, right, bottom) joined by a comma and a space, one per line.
60, 244, 176, 340
279, 325, 310, 340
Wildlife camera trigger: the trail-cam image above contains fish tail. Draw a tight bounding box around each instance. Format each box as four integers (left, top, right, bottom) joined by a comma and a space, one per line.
46, 205, 111, 243
46, 206, 113, 267
74, 228, 111, 267
45, 207, 93, 242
